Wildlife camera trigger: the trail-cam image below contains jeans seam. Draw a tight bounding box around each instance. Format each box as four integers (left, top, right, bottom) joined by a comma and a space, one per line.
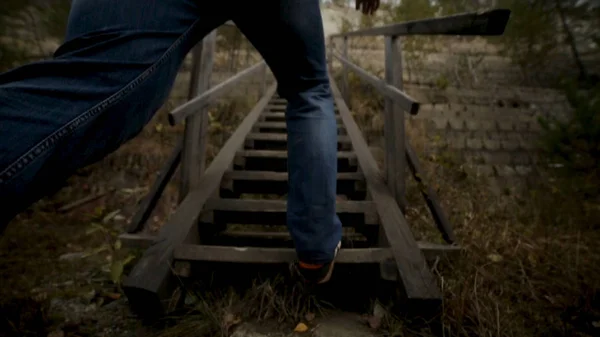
0, 19, 201, 185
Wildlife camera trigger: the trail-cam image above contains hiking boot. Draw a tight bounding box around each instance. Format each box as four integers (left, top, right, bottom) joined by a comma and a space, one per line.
292, 241, 341, 284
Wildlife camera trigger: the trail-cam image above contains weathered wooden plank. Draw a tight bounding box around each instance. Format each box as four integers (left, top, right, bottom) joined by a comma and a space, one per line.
236, 149, 355, 160
332, 51, 419, 115
118, 233, 157, 249
220, 171, 366, 198
330, 9, 511, 37
341, 36, 350, 104
206, 198, 376, 218
262, 112, 342, 122
122, 85, 277, 320
218, 230, 366, 242
405, 141, 456, 244
246, 133, 351, 143
169, 61, 267, 125
265, 104, 339, 112
385, 35, 406, 208
174, 243, 460, 263
179, 31, 216, 200
254, 121, 343, 130
223, 170, 364, 182
330, 78, 442, 300
127, 140, 182, 233
234, 149, 356, 171
204, 198, 377, 227
120, 234, 460, 262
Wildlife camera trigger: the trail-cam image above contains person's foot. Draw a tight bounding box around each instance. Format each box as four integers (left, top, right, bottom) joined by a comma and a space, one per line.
292, 241, 341, 284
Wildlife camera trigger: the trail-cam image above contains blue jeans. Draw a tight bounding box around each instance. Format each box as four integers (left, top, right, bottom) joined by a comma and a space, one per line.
0, 0, 342, 264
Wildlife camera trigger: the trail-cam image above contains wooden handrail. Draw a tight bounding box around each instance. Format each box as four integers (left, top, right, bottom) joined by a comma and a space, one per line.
331, 50, 419, 115
169, 61, 267, 125
327, 8, 511, 245
329, 8, 511, 38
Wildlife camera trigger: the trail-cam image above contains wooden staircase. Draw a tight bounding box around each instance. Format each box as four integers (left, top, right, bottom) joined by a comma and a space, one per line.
117, 8, 511, 322
119, 81, 459, 321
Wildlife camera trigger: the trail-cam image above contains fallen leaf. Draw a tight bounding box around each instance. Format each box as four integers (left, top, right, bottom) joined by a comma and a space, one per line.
305, 312, 315, 322
110, 255, 135, 284
293, 322, 309, 333
102, 209, 121, 223
58, 252, 86, 261
104, 292, 121, 300
487, 253, 503, 262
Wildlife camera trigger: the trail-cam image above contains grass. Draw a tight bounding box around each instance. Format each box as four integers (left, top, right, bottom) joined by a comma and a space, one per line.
341, 72, 600, 336
2, 34, 600, 337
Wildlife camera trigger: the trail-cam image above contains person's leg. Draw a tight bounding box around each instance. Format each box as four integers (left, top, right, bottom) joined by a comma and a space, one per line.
0, 0, 228, 231
233, 0, 342, 276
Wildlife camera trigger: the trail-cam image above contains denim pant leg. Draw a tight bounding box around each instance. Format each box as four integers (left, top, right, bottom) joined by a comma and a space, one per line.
234, 0, 342, 264
0, 0, 228, 230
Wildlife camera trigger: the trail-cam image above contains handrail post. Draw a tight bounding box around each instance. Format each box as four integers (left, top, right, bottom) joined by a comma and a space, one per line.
384, 35, 406, 211
327, 36, 333, 72
260, 64, 267, 97
341, 36, 350, 105
179, 30, 216, 201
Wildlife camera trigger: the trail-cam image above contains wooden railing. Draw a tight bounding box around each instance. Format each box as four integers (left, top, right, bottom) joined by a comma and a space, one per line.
126, 24, 268, 234
328, 9, 511, 244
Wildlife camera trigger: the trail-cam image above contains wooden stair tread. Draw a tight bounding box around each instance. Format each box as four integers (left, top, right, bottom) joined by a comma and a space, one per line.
246, 133, 351, 142
255, 121, 343, 128
222, 170, 364, 181
262, 112, 342, 120
206, 198, 372, 212
236, 149, 355, 159
218, 229, 366, 241
173, 243, 460, 263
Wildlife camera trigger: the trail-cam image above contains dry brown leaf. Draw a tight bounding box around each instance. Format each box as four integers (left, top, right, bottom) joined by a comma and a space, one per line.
293, 322, 309, 333
105, 292, 121, 300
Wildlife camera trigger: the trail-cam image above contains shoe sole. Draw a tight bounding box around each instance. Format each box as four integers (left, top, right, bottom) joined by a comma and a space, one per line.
317, 241, 341, 284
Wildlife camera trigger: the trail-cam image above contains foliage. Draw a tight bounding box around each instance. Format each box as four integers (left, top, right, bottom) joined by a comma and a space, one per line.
538, 82, 600, 198
0, 0, 72, 71
492, 0, 561, 80
383, 0, 438, 22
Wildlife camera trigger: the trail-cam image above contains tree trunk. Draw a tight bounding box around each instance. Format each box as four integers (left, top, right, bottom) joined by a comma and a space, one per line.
555, 0, 588, 81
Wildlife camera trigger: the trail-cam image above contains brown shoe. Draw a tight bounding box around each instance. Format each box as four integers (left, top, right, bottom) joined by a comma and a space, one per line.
293, 241, 341, 284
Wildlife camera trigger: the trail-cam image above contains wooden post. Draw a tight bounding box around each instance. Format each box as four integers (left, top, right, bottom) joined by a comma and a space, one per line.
327, 36, 333, 71
260, 64, 267, 97
341, 36, 350, 104
384, 35, 405, 210
378, 35, 406, 281
179, 30, 217, 201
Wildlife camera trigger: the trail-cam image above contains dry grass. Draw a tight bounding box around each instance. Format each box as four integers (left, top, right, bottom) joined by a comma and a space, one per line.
342, 73, 600, 337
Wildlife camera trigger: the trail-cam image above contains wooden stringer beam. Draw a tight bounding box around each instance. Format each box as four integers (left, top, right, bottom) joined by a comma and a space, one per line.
121, 84, 278, 320
329, 78, 443, 302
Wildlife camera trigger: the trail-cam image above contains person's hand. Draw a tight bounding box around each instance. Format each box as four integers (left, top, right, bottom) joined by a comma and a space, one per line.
355, 0, 380, 15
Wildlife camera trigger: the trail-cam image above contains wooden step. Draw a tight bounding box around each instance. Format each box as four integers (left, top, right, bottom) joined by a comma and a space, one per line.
262, 112, 343, 122
220, 170, 366, 197
174, 243, 460, 264
203, 198, 378, 227
266, 104, 340, 112
233, 149, 358, 171
214, 228, 368, 247
245, 133, 352, 151
253, 122, 346, 135
219, 228, 365, 240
